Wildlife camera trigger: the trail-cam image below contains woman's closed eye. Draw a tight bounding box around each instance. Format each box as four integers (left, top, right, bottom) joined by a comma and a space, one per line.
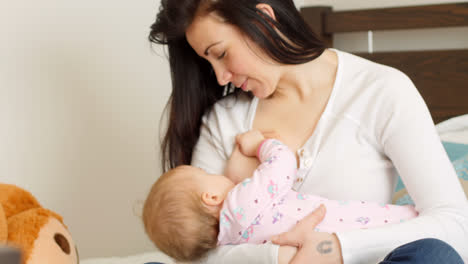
217, 51, 226, 60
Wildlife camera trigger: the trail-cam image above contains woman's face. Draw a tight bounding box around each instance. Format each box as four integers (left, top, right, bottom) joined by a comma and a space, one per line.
185, 12, 280, 99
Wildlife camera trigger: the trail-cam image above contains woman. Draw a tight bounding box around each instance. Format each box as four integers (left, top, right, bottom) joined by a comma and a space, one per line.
149, 0, 468, 263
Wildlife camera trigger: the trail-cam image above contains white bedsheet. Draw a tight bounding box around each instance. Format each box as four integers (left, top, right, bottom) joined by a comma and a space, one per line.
81, 251, 174, 264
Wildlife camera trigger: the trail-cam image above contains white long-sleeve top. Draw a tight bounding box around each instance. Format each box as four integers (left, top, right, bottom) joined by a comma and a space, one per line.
191, 49, 468, 264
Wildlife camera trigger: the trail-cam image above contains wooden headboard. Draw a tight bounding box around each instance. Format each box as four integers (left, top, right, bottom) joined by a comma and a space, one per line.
300, 2, 468, 123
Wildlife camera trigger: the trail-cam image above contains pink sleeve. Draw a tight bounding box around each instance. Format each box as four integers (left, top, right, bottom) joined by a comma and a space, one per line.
218, 139, 297, 245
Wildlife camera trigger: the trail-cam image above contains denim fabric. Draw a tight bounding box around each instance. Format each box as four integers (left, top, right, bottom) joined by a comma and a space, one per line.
380, 238, 464, 264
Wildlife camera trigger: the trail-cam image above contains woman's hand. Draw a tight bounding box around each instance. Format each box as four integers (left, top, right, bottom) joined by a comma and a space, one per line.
273, 205, 344, 264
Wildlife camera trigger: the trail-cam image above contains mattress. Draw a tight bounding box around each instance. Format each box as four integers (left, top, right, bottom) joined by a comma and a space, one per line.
81, 251, 173, 264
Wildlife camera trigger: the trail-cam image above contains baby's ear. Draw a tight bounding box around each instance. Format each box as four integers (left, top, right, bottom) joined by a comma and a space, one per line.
201, 192, 223, 206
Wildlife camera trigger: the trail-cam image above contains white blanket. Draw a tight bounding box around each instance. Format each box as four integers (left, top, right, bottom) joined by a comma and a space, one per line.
81, 251, 174, 264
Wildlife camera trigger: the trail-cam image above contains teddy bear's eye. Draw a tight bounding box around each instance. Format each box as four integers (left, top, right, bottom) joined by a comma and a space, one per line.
54, 233, 71, 254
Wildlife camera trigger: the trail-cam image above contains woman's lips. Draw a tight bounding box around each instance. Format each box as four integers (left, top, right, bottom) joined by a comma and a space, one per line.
241, 79, 248, 91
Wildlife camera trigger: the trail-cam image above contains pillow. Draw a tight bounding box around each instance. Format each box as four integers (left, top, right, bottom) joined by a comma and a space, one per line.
437, 114, 468, 144
442, 141, 468, 161
392, 142, 468, 205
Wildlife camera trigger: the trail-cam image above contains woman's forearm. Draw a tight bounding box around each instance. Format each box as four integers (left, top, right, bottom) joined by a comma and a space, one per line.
274, 219, 344, 264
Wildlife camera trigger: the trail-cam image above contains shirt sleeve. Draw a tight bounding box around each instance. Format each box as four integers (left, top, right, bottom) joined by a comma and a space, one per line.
191, 111, 228, 175
256, 139, 298, 195
335, 71, 468, 263
191, 108, 281, 264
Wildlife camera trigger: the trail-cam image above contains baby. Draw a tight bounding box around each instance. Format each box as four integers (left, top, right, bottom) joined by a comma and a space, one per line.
142, 130, 418, 262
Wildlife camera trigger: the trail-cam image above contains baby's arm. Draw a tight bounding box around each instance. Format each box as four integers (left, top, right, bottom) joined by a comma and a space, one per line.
218, 131, 298, 245
235, 130, 266, 157
225, 145, 260, 184
225, 130, 285, 184
234, 130, 298, 194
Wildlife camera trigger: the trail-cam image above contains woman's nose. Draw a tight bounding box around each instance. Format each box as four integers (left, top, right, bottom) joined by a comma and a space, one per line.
213, 66, 232, 86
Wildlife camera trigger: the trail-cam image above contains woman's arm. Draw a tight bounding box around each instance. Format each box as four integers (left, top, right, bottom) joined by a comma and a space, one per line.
335, 73, 468, 263
276, 70, 467, 264
274, 205, 343, 264
278, 246, 298, 264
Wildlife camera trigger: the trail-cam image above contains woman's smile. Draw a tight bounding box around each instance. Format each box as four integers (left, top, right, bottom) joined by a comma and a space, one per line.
241, 79, 249, 91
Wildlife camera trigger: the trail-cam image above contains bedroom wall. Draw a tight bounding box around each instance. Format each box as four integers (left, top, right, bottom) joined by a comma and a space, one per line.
0, 0, 169, 259
0, 0, 466, 260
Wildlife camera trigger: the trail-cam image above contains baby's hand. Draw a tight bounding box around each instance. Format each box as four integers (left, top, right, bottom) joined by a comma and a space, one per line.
236, 130, 266, 157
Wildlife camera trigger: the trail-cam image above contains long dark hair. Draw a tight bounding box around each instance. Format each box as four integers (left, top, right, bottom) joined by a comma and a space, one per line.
150, 0, 326, 171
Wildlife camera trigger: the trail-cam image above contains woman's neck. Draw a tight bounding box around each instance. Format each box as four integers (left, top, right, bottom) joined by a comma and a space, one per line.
271, 49, 338, 103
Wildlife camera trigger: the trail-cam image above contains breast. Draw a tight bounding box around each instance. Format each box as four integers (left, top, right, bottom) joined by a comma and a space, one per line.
294, 116, 396, 203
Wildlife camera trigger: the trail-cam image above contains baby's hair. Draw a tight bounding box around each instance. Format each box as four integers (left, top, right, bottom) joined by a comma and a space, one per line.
142, 167, 219, 262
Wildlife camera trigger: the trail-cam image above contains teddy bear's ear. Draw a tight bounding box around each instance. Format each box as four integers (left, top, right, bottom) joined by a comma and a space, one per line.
0, 205, 7, 242
7, 208, 78, 264
0, 184, 41, 219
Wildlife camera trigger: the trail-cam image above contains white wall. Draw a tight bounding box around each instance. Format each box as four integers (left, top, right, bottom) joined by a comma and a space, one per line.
0, 0, 466, 260
0, 0, 170, 259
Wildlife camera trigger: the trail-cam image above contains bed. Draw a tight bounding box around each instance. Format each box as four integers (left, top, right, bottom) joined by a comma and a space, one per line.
81, 251, 172, 264
81, 2, 468, 264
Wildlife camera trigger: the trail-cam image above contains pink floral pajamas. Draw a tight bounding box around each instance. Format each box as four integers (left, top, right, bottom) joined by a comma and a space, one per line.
217, 139, 418, 245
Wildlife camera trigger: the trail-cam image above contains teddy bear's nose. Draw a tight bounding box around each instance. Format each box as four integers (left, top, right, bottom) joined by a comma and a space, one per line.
54, 233, 71, 254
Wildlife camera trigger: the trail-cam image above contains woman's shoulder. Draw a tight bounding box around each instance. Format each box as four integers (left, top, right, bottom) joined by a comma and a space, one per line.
337, 49, 412, 86
331, 50, 424, 126
332, 49, 416, 105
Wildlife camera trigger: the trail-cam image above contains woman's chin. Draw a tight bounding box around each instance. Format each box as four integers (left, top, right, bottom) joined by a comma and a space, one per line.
252, 90, 272, 99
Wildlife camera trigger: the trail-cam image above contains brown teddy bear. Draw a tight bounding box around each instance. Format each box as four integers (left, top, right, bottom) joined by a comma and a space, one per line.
0, 183, 79, 264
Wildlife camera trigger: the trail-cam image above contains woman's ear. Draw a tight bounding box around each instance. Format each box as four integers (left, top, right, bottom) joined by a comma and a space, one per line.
256, 3, 277, 22
201, 192, 223, 206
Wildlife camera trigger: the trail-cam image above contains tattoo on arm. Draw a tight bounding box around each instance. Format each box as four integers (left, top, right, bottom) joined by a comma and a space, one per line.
317, 240, 333, 254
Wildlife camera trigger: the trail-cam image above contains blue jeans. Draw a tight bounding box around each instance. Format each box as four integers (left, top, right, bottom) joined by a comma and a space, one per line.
380, 238, 464, 264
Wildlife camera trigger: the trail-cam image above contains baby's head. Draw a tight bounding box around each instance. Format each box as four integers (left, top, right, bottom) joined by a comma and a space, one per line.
142, 165, 234, 262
